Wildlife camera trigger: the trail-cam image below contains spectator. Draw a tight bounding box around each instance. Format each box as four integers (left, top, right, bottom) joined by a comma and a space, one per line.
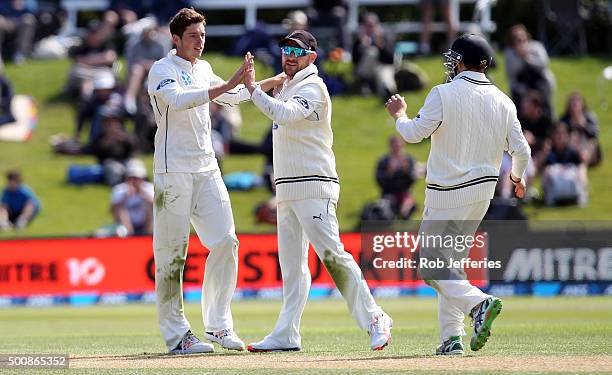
541, 123, 588, 206
88, 105, 139, 186
560, 92, 602, 166
230, 21, 280, 72
375, 135, 419, 219
66, 14, 119, 98
110, 160, 153, 235
504, 24, 555, 115
0, 170, 40, 230
0, 67, 15, 126
518, 90, 553, 159
33, 2, 67, 41
308, 0, 349, 49
150, 0, 190, 26
282, 10, 309, 32
230, 10, 308, 74
419, 0, 457, 55
52, 71, 123, 155
76, 71, 119, 143
123, 25, 166, 115
109, 0, 144, 27
352, 12, 397, 99
0, 0, 37, 65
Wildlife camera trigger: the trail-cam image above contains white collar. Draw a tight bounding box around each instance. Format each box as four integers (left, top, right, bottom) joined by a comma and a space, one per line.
454, 70, 490, 83
168, 49, 199, 70
287, 64, 319, 86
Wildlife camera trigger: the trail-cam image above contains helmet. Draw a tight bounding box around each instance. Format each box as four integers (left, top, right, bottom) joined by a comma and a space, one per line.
443, 34, 493, 82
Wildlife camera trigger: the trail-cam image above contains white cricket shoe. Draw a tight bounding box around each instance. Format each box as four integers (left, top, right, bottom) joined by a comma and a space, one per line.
247, 337, 301, 352
169, 330, 214, 354
368, 312, 393, 350
204, 329, 245, 351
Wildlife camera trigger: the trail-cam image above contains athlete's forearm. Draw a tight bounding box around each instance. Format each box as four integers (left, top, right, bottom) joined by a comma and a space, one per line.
396, 116, 440, 144
208, 81, 234, 102
251, 86, 310, 124
257, 73, 286, 93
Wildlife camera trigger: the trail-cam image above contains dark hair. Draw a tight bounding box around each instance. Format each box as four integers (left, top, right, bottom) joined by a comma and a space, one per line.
6, 169, 21, 182
463, 62, 487, 72
552, 121, 570, 135
389, 135, 403, 144
169, 8, 206, 38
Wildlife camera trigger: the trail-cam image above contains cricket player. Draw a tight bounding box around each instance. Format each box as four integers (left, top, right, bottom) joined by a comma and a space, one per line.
386, 34, 531, 355
147, 8, 279, 354
242, 30, 393, 352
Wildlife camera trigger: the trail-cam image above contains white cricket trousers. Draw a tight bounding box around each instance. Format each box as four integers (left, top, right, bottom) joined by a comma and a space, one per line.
153, 171, 239, 350
419, 199, 492, 343
266, 198, 383, 348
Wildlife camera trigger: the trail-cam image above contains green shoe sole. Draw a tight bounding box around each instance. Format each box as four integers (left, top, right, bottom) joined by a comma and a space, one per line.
470, 298, 502, 351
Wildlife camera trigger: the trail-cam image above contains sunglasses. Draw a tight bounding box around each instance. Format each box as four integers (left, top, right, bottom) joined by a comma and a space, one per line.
280, 46, 314, 57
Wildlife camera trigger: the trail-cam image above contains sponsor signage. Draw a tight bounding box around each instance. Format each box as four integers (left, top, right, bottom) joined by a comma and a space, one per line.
2, 223, 610, 298
0, 234, 430, 297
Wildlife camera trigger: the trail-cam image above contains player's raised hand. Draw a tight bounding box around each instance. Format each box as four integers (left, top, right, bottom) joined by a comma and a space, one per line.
244, 52, 257, 93
386, 94, 408, 120
244, 51, 254, 73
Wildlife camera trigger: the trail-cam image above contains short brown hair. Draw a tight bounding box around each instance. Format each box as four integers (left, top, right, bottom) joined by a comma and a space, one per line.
169, 8, 206, 38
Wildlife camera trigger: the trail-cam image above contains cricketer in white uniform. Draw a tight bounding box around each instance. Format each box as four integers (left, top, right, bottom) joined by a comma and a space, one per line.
242, 30, 393, 352
386, 34, 531, 355
147, 8, 280, 354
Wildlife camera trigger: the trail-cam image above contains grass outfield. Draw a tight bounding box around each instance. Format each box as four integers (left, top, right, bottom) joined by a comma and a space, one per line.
1, 54, 611, 239
0, 297, 610, 373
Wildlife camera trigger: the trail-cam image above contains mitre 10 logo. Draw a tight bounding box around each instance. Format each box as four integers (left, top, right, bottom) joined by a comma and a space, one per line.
0, 257, 106, 286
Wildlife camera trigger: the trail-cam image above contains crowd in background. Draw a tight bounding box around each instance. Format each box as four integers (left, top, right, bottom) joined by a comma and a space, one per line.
0, 0, 606, 234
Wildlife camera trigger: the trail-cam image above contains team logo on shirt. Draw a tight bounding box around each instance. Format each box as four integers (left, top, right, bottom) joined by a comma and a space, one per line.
156, 79, 176, 90
180, 71, 193, 86
292, 96, 309, 110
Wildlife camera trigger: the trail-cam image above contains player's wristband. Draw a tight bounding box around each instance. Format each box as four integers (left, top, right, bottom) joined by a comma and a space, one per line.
509, 174, 521, 184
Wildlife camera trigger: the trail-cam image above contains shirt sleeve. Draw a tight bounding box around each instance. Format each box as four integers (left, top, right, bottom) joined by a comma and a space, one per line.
208, 67, 251, 107
395, 87, 443, 143
527, 42, 550, 69
213, 84, 252, 107
110, 184, 127, 205
505, 108, 532, 179
148, 63, 210, 111
250, 83, 323, 125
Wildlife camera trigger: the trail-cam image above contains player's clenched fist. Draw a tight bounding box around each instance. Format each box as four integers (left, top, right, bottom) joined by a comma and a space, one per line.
385, 94, 407, 120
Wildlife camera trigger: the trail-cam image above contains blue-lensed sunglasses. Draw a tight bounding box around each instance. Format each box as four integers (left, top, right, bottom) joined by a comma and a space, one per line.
280, 46, 314, 57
